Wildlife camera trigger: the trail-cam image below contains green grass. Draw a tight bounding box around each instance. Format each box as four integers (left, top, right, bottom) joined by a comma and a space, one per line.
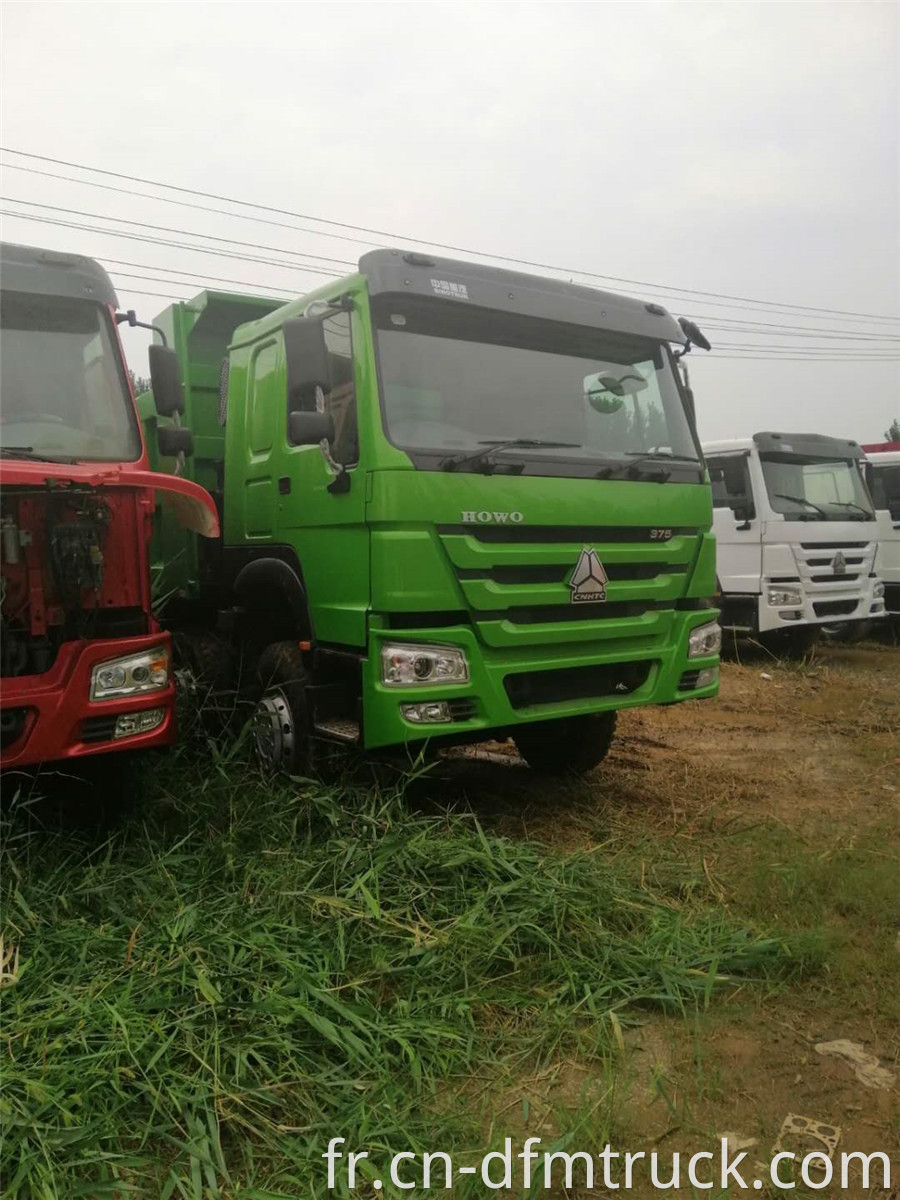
1, 739, 820, 1199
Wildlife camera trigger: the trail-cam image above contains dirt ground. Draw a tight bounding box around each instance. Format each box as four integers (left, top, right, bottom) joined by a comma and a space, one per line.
436, 642, 900, 1194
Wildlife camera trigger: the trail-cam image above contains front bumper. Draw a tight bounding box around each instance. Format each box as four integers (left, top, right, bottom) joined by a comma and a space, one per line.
0, 634, 175, 769
362, 609, 719, 750
757, 577, 885, 632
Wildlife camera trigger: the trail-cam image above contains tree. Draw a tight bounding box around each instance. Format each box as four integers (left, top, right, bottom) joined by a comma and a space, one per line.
128, 369, 152, 397
883, 417, 900, 442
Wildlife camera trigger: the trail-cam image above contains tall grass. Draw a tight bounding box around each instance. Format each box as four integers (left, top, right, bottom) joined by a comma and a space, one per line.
0, 740, 818, 1198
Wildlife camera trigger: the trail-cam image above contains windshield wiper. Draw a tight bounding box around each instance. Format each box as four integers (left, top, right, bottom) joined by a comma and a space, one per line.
774, 493, 828, 519
440, 438, 580, 472
596, 451, 700, 483
826, 500, 873, 519
0, 446, 78, 464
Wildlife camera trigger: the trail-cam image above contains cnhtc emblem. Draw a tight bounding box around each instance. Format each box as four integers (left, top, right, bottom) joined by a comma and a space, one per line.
831, 550, 847, 575
568, 547, 609, 604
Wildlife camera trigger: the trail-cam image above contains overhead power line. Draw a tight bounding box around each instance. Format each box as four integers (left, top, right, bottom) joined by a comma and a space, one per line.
1, 195, 356, 269
0, 209, 343, 277
2, 145, 898, 324
3, 180, 897, 336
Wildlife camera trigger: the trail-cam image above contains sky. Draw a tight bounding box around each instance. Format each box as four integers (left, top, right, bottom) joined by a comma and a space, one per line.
1, 0, 898, 442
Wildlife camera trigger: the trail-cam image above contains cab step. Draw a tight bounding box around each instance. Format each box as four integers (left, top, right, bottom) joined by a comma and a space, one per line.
313, 717, 360, 743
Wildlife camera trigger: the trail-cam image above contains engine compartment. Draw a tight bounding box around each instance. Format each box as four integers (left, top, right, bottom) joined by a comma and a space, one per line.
1, 485, 149, 678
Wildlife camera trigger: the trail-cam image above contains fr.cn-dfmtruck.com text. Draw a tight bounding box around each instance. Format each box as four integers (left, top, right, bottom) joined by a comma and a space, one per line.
323, 1137, 894, 1192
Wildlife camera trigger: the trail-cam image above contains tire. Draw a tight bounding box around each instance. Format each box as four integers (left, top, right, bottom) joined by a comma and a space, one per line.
173, 631, 236, 731
513, 711, 617, 776
253, 642, 311, 775
758, 626, 820, 658
820, 620, 867, 644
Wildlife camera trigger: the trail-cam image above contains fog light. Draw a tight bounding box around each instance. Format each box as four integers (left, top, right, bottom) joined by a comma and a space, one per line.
687, 620, 721, 658
401, 702, 453, 724
780, 610, 802, 621
382, 643, 468, 686
114, 707, 166, 739
694, 666, 719, 689
767, 586, 802, 606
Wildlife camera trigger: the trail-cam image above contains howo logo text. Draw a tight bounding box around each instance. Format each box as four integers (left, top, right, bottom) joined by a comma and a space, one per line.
461, 511, 525, 524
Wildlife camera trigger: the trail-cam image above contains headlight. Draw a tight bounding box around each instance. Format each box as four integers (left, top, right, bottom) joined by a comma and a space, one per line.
381, 642, 469, 687
873, 581, 885, 599
688, 620, 722, 658
768, 586, 802, 606
91, 646, 170, 700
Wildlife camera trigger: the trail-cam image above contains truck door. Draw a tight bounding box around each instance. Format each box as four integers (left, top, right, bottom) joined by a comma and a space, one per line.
274, 308, 369, 648
708, 453, 763, 599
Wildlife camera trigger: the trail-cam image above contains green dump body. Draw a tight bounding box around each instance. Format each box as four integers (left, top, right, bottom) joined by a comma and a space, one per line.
145, 252, 719, 751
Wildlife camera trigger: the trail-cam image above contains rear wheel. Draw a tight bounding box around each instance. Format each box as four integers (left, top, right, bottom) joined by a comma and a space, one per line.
513, 711, 617, 776
253, 642, 311, 775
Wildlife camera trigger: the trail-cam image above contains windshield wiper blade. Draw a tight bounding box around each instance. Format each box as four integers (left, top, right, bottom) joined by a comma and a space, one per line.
440, 438, 580, 472
774, 492, 828, 519
827, 500, 873, 519
0, 446, 78, 464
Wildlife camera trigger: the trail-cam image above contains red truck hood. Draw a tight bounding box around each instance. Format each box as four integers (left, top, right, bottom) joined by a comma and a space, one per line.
0, 461, 219, 537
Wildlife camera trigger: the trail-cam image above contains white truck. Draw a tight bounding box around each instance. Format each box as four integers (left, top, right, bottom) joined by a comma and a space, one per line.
863, 442, 900, 626
703, 431, 885, 654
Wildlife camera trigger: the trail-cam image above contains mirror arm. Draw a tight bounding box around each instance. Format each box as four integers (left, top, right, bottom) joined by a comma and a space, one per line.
116, 310, 169, 347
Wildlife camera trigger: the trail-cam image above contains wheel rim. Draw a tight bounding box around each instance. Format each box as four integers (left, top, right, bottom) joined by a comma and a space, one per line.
252, 689, 295, 771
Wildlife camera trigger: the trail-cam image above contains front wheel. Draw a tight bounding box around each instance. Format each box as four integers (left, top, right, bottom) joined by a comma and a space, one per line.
253, 642, 311, 775
513, 711, 617, 776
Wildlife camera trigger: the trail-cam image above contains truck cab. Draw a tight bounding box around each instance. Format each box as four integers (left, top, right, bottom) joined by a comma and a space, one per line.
703, 432, 885, 652
863, 443, 900, 622
146, 249, 721, 777
0, 242, 218, 776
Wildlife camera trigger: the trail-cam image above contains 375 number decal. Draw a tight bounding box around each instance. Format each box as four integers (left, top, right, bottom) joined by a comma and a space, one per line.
649, 528, 674, 540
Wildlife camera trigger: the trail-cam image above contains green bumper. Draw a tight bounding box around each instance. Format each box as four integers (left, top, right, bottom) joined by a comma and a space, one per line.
361, 608, 719, 750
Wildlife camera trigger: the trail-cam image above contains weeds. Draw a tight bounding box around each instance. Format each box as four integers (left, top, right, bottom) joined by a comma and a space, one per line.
0, 739, 815, 1199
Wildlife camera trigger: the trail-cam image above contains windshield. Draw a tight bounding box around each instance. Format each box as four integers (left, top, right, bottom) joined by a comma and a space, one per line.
372, 297, 700, 478
870, 462, 900, 520
759, 452, 875, 520
0, 290, 141, 462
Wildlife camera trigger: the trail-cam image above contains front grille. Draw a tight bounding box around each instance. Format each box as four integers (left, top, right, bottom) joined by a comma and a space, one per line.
478, 601, 659, 625
813, 599, 858, 617
439, 524, 695, 544
504, 660, 654, 709
456, 562, 680, 584
810, 572, 860, 583
800, 542, 867, 550
81, 715, 119, 744
0, 707, 29, 750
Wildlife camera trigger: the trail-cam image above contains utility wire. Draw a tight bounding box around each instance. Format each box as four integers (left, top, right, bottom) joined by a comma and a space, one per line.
3, 145, 898, 324
0, 195, 356, 269
3, 182, 897, 335
0, 209, 343, 276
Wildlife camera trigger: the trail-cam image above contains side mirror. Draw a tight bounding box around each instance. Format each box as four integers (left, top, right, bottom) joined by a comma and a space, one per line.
284, 317, 330, 411
708, 467, 724, 484
148, 345, 184, 417
289, 409, 335, 446
158, 426, 194, 457
731, 500, 754, 524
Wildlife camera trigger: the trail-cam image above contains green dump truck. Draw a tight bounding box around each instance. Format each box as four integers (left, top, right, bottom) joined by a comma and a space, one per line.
140, 250, 720, 776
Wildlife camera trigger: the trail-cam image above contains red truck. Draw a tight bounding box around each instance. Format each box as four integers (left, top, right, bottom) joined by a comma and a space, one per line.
0, 242, 218, 785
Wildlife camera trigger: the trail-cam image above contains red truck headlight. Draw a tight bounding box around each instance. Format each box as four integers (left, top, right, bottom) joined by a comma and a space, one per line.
90, 647, 170, 701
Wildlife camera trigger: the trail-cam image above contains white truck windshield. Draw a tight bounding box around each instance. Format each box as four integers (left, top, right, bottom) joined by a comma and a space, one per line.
0, 291, 141, 462
759, 452, 874, 520
373, 298, 699, 475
